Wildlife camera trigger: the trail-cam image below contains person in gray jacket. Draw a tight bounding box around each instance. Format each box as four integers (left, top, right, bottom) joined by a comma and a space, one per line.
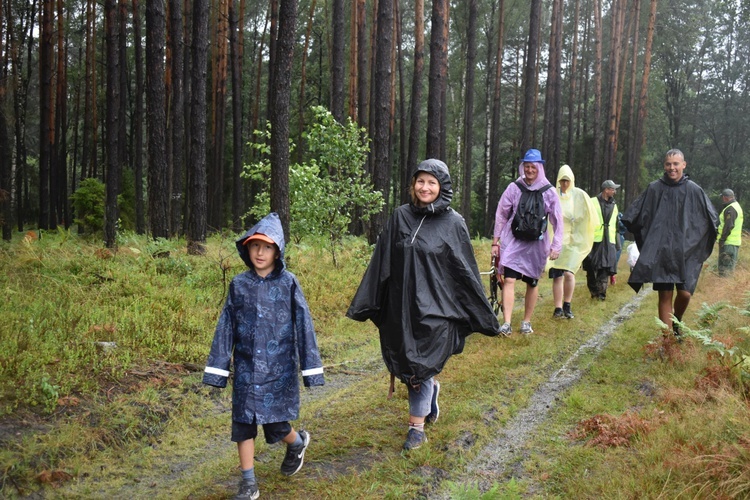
203, 212, 324, 500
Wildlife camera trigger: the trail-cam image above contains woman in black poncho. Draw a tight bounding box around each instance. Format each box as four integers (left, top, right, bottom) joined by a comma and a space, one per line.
347, 159, 500, 451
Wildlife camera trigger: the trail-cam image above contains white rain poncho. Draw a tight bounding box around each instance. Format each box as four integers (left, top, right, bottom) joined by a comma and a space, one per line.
545, 164, 596, 273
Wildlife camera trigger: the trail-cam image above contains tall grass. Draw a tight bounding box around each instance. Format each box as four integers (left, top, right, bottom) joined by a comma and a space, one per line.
2, 231, 749, 499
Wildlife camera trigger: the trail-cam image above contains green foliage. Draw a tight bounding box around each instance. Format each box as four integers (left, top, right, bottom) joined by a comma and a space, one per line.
71, 178, 106, 234
243, 107, 383, 264
118, 168, 137, 231
38, 375, 60, 413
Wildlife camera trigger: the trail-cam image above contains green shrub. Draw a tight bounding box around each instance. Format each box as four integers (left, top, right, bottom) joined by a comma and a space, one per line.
71, 178, 106, 234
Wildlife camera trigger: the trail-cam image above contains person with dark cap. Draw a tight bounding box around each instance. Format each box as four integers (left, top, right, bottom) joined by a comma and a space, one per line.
717, 188, 743, 276
583, 179, 621, 300
348, 159, 501, 452
621, 149, 719, 339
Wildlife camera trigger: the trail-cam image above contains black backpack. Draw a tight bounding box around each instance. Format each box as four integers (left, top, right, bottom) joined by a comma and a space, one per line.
511, 181, 553, 241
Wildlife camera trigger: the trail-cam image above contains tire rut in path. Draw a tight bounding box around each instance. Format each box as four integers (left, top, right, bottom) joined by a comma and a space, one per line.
433, 289, 651, 497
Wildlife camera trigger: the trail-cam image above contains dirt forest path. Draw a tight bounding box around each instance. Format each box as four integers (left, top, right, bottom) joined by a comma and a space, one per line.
431, 289, 652, 498
52, 288, 652, 499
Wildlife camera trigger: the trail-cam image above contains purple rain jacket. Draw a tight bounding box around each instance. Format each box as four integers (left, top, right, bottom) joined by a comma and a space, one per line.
202, 212, 324, 424
493, 162, 563, 279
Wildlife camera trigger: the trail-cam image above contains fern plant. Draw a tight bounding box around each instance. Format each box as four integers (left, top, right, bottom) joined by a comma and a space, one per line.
676, 317, 750, 392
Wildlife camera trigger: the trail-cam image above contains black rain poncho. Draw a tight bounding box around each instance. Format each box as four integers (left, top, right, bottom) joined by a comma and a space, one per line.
346, 159, 500, 387
621, 174, 719, 294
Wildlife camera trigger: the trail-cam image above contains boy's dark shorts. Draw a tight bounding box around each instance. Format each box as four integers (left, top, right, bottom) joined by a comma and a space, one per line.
504, 267, 539, 287
652, 282, 688, 292
548, 268, 572, 279
231, 418, 292, 444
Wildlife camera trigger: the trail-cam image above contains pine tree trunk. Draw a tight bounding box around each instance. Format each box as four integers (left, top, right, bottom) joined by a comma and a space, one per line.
395, 0, 408, 205
170, 0, 185, 235
520, 0, 542, 151
368, 0, 393, 243
133, 0, 146, 233
297, 0, 316, 163
104, 0, 120, 247
56, 0, 70, 228
487, 0, 505, 237
566, 0, 581, 164
208, 0, 228, 230
39, 0, 54, 229
187, 0, 209, 254
348, 0, 359, 121
269, 0, 297, 243
0, 12, 10, 239
630, 0, 658, 206
591, 0, 603, 189
331, 0, 344, 123
356, 0, 368, 132
406, 0, 424, 196
461, 0, 477, 226
426, 0, 447, 159
146, 0, 169, 238
229, 0, 243, 232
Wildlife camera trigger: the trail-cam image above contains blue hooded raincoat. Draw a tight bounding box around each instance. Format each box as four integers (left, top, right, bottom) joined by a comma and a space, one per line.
202, 212, 325, 424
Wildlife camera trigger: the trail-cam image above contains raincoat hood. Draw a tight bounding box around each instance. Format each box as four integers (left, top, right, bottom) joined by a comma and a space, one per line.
516, 161, 552, 191
411, 159, 453, 215
236, 212, 286, 272
556, 164, 575, 188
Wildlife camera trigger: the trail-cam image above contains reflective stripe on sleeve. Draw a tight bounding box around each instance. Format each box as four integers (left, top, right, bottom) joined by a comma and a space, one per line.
204, 366, 230, 377
301, 367, 324, 377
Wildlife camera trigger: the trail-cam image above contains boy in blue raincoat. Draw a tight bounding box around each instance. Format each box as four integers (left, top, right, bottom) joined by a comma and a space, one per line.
203, 212, 325, 499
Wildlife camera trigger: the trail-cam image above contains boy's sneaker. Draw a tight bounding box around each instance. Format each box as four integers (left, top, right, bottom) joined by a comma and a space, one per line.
520, 321, 534, 335
553, 308, 564, 319
234, 478, 259, 500
425, 380, 440, 424
499, 322, 512, 337
403, 428, 427, 450
280, 430, 310, 476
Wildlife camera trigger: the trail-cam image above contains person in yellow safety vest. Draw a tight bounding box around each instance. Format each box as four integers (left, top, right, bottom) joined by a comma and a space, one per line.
583, 180, 620, 300
717, 188, 743, 276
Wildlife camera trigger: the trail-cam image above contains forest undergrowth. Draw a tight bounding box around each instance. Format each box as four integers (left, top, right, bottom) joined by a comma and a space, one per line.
1, 229, 749, 498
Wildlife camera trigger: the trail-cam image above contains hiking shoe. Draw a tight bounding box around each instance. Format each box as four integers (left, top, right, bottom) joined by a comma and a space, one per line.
425, 380, 440, 424
553, 308, 564, 319
673, 323, 683, 343
563, 304, 574, 319
280, 430, 310, 476
234, 478, 259, 500
499, 322, 512, 337
403, 428, 427, 451
520, 321, 534, 335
